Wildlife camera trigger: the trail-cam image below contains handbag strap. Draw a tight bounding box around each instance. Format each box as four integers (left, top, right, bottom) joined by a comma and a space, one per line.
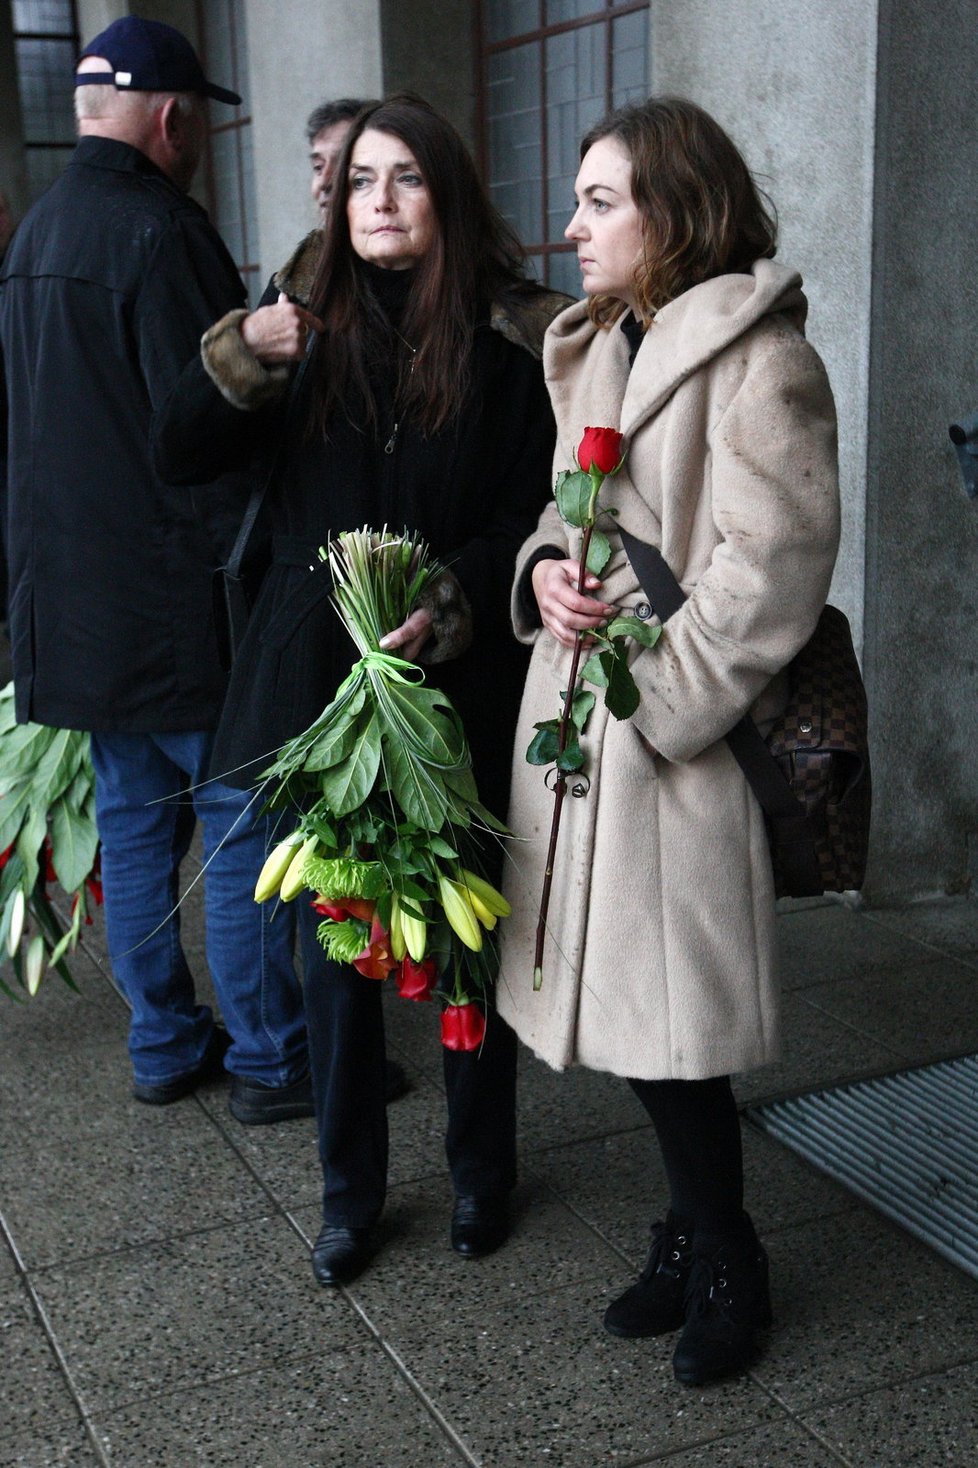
224, 341, 315, 580
618, 524, 823, 895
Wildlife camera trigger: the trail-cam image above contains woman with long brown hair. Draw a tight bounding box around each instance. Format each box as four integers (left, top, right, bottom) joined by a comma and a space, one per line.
155, 94, 568, 1286
498, 97, 841, 1385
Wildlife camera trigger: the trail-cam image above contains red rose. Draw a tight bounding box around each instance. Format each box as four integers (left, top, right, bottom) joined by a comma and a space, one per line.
352, 915, 398, 980
396, 955, 437, 1002
440, 1002, 486, 1051
578, 425, 624, 476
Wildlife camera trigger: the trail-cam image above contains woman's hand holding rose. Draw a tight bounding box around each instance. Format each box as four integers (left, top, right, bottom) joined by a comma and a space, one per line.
531, 558, 614, 648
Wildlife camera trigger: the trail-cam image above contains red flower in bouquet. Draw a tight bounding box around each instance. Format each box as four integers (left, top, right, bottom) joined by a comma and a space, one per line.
352, 915, 399, 980
577, 425, 624, 476
396, 955, 437, 1002
311, 894, 376, 922
440, 1002, 486, 1051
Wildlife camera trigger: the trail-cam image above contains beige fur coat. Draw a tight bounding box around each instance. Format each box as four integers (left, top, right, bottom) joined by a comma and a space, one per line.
497, 260, 841, 1080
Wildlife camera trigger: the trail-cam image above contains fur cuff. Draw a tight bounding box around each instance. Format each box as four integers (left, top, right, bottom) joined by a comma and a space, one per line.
418, 572, 473, 664
200, 309, 290, 411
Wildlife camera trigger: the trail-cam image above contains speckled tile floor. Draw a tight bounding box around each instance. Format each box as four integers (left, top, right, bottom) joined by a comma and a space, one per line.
4, 891, 978, 1466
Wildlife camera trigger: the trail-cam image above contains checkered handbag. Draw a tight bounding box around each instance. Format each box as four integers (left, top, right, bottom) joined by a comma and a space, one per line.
619, 528, 872, 899
763, 605, 871, 896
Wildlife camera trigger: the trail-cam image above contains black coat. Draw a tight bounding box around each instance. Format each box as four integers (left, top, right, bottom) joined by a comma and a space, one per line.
154, 266, 558, 825
0, 137, 250, 732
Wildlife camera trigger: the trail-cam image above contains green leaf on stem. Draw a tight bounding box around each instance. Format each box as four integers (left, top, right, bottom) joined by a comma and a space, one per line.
555, 470, 594, 529
526, 725, 560, 766
581, 651, 611, 688
605, 645, 641, 720
585, 528, 611, 577
555, 737, 584, 773
382, 733, 448, 832
606, 615, 662, 649
567, 689, 595, 733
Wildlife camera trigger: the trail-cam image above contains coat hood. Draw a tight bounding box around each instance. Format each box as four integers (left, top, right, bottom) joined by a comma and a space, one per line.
544, 258, 809, 463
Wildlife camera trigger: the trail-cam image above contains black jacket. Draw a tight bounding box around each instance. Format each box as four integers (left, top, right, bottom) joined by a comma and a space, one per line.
154, 260, 561, 826
0, 137, 249, 732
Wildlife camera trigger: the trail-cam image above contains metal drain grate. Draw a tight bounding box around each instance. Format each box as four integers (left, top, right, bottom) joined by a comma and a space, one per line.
748, 1055, 978, 1280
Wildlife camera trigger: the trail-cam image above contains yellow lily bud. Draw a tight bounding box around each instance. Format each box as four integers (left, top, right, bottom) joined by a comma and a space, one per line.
254, 833, 305, 903
279, 835, 319, 902
389, 896, 407, 961
459, 869, 511, 918
437, 876, 482, 952
26, 933, 45, 996
466, 890, 497, 931
400, 905, 428, 961
7, 887, 25, 957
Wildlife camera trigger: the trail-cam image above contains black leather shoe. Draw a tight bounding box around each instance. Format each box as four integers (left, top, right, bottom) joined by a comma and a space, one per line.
450, 1194, 510, 1258
312, 1224, 374, 1286
228, 1069, 314, 1125
604, 1214, 693, 1338
132, 1026, 230, 1106
385, 1058, 410, 1104
672, 1223, 772, 1387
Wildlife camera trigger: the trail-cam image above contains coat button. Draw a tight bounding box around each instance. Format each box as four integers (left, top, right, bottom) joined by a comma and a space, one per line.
799, 717, 814, 735
636, 602, 652, 620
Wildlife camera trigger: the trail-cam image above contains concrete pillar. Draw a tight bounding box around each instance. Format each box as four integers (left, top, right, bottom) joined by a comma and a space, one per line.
380, 0, 476, 150
649, 0, 978, 900
242, 0, 383, 278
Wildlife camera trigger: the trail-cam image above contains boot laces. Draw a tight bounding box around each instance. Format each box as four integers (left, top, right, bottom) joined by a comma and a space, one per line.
641, 1218, 691, 1283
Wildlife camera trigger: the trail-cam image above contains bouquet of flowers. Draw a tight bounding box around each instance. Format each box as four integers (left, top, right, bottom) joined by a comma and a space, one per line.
0, 683, 102, 998
527, 427, 661, 988
253, 528, 510, 1050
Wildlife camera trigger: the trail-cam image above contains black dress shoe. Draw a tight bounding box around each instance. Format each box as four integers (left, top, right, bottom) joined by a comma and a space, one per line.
312, 1224, 374, 1286
450, 1194, 510, 1258
132, 1026, 230, 1106
228, 1068, 314, 1125
604, 1214, 693, 1338
385, 1058, 410, 1104
672, 1225, 772, 1387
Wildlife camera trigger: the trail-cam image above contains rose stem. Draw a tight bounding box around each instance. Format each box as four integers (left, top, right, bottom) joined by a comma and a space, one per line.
533, 519, 596, 989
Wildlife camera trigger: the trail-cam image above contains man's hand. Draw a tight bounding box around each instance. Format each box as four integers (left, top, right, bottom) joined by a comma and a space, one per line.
240, 293, 324, 364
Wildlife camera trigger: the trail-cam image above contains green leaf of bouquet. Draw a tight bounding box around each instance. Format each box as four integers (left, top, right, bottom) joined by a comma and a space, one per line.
50, 800, 99, 894
0, 780, 33, 854
427, 834, 458, 860
526, 726, 559, 765
555, 470, 594, 529
319, 712, 382, 817
382, 732, 448, 832
581, 651, 611, 688
301, 711, 360, 773
15, 803, 47, 892
384, 684, 467, 768
585, 528, 611, 577
605, 646, 641, 720
606, 615, 662, 649
443, 766, 480, 802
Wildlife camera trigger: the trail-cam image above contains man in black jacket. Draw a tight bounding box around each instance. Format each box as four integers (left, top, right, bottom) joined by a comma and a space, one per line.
0, 17, 310, 1122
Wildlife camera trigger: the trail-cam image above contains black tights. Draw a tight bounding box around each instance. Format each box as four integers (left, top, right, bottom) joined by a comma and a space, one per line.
627, 1074, 744, 1238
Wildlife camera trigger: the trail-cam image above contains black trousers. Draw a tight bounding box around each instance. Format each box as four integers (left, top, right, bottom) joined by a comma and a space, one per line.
299, 904, 518, 1226
627, 1074, 745, 1236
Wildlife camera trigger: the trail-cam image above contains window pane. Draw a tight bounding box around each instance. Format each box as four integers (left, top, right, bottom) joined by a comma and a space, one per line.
547, 249, 584, 299
25, 145, 73, 203
483, 0, 540, 44
546, 28, 605, 243
546, 0, 603, 24
12, 0, 73, 34
612, 9, 649, 105
15, 37, 75, 143
487, 43, 543, 246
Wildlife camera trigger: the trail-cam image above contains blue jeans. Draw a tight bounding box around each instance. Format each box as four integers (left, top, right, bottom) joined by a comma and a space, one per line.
89, 730, 306, 1087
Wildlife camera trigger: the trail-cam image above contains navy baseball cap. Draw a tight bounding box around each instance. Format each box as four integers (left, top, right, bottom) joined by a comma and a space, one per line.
75, 17, 241, 106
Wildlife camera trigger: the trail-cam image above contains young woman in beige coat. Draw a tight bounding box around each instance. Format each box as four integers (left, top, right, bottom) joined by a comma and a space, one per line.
498, 98, 841, 1386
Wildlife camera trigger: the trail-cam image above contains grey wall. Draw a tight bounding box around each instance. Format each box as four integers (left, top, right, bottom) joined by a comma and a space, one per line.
380, 0, 476, 150
243, 0, 383, 281
864, 0, 978, 898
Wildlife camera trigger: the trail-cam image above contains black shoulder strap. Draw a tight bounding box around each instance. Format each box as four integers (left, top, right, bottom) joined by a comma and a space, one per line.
224, 343, 314, 579
618, 524, 823, 896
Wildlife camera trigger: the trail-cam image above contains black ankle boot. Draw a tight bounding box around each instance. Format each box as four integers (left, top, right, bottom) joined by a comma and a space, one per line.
672, 1220, 772, 1386
603, 1214, 693, 1338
